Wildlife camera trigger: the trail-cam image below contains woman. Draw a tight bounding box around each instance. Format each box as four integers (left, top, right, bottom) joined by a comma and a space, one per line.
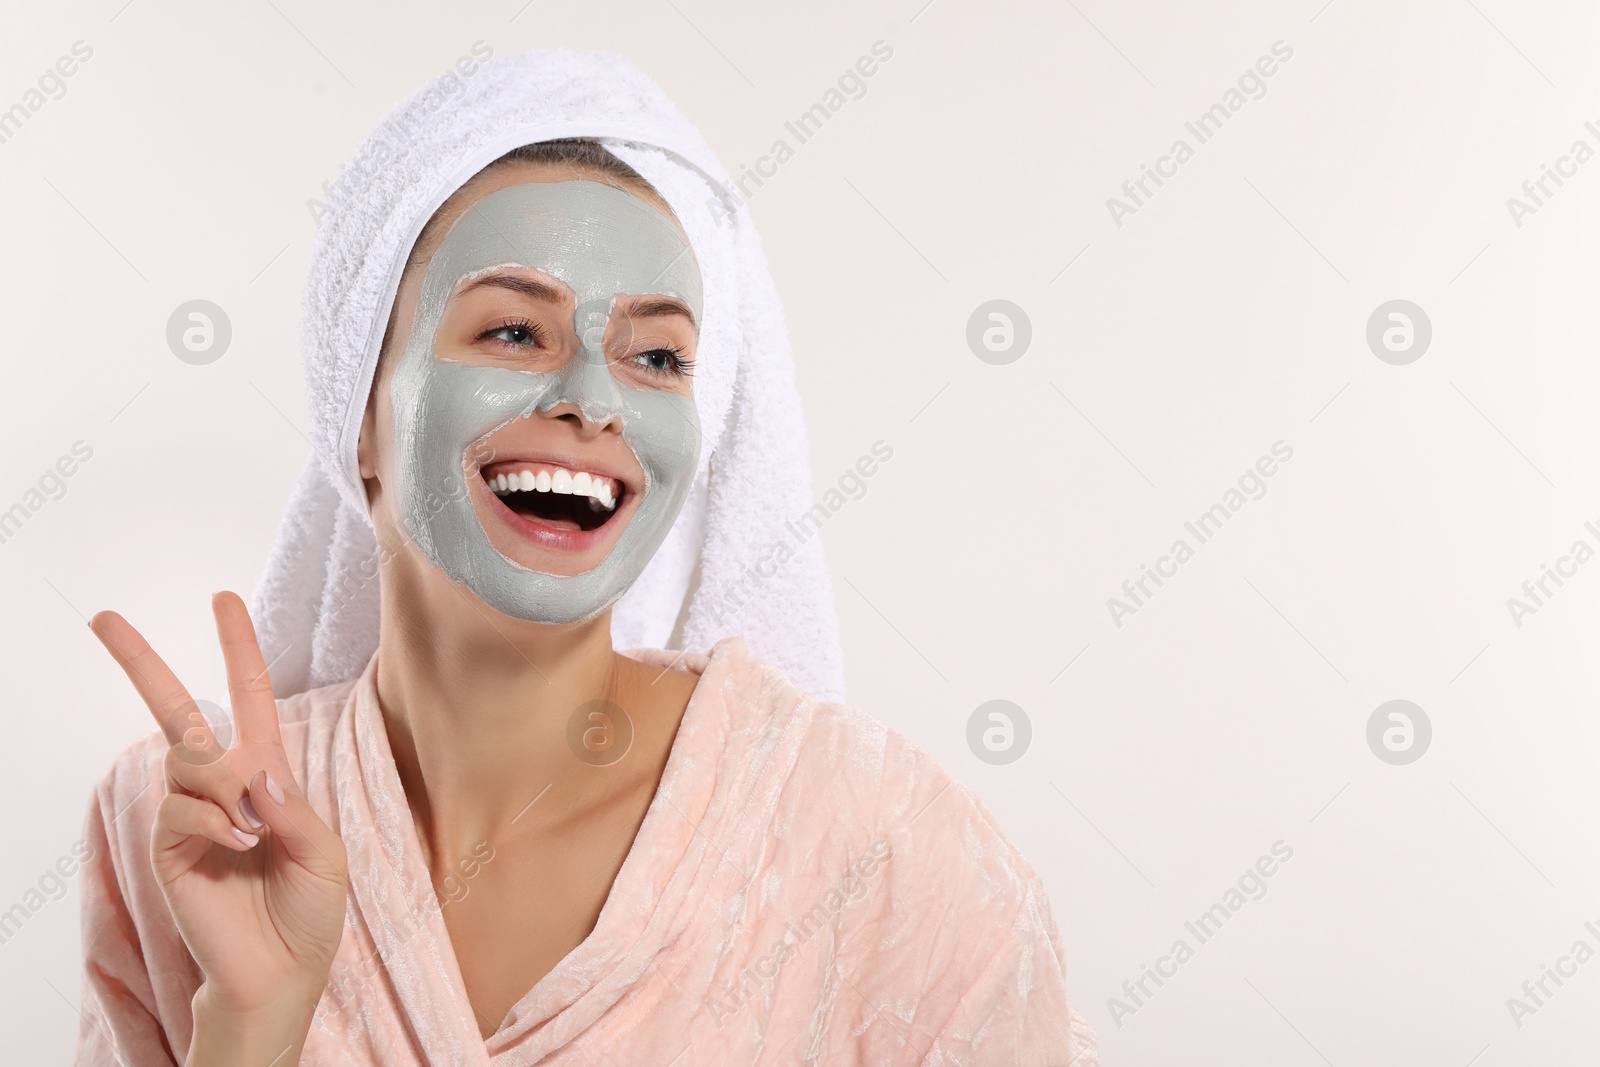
75, 51, 1099, 1065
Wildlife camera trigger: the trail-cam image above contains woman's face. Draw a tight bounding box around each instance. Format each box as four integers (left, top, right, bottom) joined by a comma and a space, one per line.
359, 160, 704, 625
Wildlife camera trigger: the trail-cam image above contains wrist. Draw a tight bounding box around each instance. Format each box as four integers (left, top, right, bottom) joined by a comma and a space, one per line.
189, 982, 322, 1066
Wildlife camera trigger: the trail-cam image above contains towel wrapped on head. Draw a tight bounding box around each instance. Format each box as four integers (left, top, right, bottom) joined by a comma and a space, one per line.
252, 48, 845, 701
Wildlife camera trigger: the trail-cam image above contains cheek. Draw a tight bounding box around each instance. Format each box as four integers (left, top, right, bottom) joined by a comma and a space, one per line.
359, 377, 415, 529
623, 397, 701, 490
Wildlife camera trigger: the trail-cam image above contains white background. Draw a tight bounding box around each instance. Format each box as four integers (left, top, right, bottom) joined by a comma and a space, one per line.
3, 1, 1598, 1063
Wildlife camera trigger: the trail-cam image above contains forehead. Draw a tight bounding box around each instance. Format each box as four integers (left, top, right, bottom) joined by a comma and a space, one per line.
423, 179, 702, 319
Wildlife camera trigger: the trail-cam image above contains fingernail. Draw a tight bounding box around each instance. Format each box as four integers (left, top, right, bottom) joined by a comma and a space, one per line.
231, 827, 259, 848
265, 772, 285, 805
238, 795, 264, 829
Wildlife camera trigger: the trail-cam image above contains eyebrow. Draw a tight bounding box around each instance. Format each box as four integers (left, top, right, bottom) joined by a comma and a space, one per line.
458, 273, 569, 304
626, 296, 697, 330
458, 272, 696, 329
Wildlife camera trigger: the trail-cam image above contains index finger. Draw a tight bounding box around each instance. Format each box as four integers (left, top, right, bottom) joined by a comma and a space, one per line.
211, 591, 286, 754
89, 610, 222, 759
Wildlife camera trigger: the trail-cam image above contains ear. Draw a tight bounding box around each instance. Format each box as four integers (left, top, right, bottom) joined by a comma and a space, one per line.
359, 279, 417, 488
360, 306, 402, 483
357, 391, 379, 480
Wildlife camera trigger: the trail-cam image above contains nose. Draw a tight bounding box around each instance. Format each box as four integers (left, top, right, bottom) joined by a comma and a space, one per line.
541, 352, 624, 435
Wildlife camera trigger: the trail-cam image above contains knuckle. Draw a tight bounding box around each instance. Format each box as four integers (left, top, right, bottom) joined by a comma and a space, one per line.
163, 744, 202, 780
163, 749, 234, 796
163, 724, 222, 767
174, 744, 220, 774
230, 672, 273, 694
154, 792, 193, 829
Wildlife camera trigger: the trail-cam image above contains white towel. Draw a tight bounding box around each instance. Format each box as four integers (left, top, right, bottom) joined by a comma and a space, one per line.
252, 48, 845, 702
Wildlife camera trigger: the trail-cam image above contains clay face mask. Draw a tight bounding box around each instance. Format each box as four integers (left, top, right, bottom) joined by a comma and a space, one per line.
387, 179, 703, 624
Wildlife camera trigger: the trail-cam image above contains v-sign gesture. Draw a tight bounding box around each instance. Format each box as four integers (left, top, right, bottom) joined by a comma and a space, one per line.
90, 592, 348, 1060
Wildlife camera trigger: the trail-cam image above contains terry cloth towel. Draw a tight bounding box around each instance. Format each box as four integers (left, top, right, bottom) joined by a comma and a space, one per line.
75, 640, 1101, 1065
251, 48, 846, 702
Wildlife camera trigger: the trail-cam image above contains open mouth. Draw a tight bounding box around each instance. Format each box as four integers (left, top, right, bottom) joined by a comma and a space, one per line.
481, 462, 625, 533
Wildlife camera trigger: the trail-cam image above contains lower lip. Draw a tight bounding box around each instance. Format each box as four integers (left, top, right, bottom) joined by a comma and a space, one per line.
477, 477, 626, 554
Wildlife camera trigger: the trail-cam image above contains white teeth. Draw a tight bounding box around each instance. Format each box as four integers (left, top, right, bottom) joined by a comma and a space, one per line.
486, 467, 618, 510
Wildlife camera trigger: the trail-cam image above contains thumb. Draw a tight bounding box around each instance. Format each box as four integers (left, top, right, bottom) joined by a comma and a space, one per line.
247, 770, 345, 879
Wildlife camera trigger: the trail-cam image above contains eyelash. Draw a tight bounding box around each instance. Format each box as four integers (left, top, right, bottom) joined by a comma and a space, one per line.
476, 318, 694, 379
479, 318, 547, 350
631, 346, 695, 378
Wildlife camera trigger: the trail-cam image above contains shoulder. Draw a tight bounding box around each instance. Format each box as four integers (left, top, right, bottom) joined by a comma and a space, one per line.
709, 643, 1091, 1054
796, 695, 1051, 919
711, 639, 1055, 922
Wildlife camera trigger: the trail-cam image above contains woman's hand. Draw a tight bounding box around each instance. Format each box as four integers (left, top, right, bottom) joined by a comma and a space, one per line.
90, 592, 349, 1059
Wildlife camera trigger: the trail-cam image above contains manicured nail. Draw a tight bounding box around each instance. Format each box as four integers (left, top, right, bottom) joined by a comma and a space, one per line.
238, 795, 264, 829
231, 827, 259, 848
265, 772, 285, 805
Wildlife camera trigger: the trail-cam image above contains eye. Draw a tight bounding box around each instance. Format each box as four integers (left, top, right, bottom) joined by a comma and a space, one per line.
478, 318, 545, 350
628, 346, 694, 377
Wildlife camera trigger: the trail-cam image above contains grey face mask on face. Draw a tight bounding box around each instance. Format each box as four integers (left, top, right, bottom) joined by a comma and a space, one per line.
387, 179, 703, 625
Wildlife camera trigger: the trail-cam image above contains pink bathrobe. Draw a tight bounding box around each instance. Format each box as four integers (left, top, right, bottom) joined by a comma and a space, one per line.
76, 638, 1099, 1065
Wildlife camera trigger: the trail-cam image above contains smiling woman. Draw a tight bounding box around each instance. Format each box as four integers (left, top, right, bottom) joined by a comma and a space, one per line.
370, 173, 706, 620
72, 51, 1098, 1067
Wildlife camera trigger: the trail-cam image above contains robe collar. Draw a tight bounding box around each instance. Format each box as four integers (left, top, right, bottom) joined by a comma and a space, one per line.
331, 637, 758, 1062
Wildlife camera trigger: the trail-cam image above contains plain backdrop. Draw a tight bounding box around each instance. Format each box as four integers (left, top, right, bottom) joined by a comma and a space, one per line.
3, 1, 1598, 1063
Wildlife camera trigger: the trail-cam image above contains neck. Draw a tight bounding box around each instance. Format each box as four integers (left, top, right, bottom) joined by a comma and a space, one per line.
373, 544, 621, 868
